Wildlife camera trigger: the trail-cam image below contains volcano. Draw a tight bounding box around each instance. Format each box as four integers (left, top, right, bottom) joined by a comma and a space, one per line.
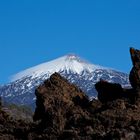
0, 54, 130, 108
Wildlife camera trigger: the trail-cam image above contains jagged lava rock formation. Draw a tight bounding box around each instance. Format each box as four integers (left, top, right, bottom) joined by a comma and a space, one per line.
95, 48, 140, 104
33, 48, 140, 139
95, 80, 137, 103
33, 72, 102, 139
33, 73, 89, 131
130, 47, 140, 91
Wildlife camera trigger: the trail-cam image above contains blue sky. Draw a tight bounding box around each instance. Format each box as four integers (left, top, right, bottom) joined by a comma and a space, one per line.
0, 0, 140, 84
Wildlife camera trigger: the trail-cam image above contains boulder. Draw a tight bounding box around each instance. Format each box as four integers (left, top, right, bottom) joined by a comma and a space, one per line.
95, 80, 123, 103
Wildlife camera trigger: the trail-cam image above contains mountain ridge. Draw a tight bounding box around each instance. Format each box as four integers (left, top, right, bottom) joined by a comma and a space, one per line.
0, 54, 130, 108
11, 54, 110, 82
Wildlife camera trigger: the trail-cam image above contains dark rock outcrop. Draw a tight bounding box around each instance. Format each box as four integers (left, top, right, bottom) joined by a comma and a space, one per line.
33, 72, 90, 134
0, 99, 33, 140
95, 80, 123, 103
32, 72, 140, 139
129, 47, 140, 90
96, 47, 140, 104
95, 80, 137, 103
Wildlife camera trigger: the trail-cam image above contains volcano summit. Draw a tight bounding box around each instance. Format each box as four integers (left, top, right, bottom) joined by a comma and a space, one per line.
0, 54, 129, 108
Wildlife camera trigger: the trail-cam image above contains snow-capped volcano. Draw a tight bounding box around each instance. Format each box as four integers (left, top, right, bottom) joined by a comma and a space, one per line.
11, 54, 106, 82
0, 54, 130, 109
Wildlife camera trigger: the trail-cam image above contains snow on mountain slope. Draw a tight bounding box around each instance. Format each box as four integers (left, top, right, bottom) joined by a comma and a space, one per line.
11, 54, 106, 81
0, 54, 130, 109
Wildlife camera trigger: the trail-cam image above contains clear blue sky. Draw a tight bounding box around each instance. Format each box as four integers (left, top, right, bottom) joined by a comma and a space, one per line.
0, 0, 140, 84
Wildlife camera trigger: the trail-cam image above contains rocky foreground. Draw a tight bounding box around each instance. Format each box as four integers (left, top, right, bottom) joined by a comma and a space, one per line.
0, 47, 140, 140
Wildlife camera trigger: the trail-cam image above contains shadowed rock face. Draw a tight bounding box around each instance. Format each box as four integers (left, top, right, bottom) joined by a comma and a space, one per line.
95, 47, 140, 104
95, 80, 137, 104
33, 72, 89, 132
95, 80, 123, 103
32, 72, 140, 139
129, 47, 140, 90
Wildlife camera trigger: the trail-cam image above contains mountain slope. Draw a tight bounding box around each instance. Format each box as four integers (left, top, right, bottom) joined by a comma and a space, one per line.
0, 54, 130, 108
11, 54, 106, 81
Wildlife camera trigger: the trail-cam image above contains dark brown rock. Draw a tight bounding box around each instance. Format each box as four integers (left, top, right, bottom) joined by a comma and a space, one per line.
95, 47, 140, 104
95, 80, 123, 103
129, 47, 140, 90
95, 80, 138, 104
33, 72, 89, 134
0, 97, 2, 107
0, 103, 33, 139
32, 72, 140, 139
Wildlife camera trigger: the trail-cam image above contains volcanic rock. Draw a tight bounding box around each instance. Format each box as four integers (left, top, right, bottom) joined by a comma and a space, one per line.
95, 47, 140, 104
33, 72, 140, 139
129, 47, 140, 91
95, 80, 138, 104
0, 99, 33, 140
33, 72, 89, 133
95, 80, 123, 103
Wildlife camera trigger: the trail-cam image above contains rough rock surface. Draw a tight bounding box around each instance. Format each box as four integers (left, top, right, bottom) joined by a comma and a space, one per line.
0, 47, 140, 139
33, 72, 89, 132
33, 72, 140, 140
0, 101, 33, 140
129, 47, 140, 90
95, 80, 123, 103
95, 80, 137, 104
95, 47, 140, 104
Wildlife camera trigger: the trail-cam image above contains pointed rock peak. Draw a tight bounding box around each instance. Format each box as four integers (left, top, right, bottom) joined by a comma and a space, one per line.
33, 72, 89, 122
130, 47, 140, 66
129, 47, 140, 90
49, 72, 68, 83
